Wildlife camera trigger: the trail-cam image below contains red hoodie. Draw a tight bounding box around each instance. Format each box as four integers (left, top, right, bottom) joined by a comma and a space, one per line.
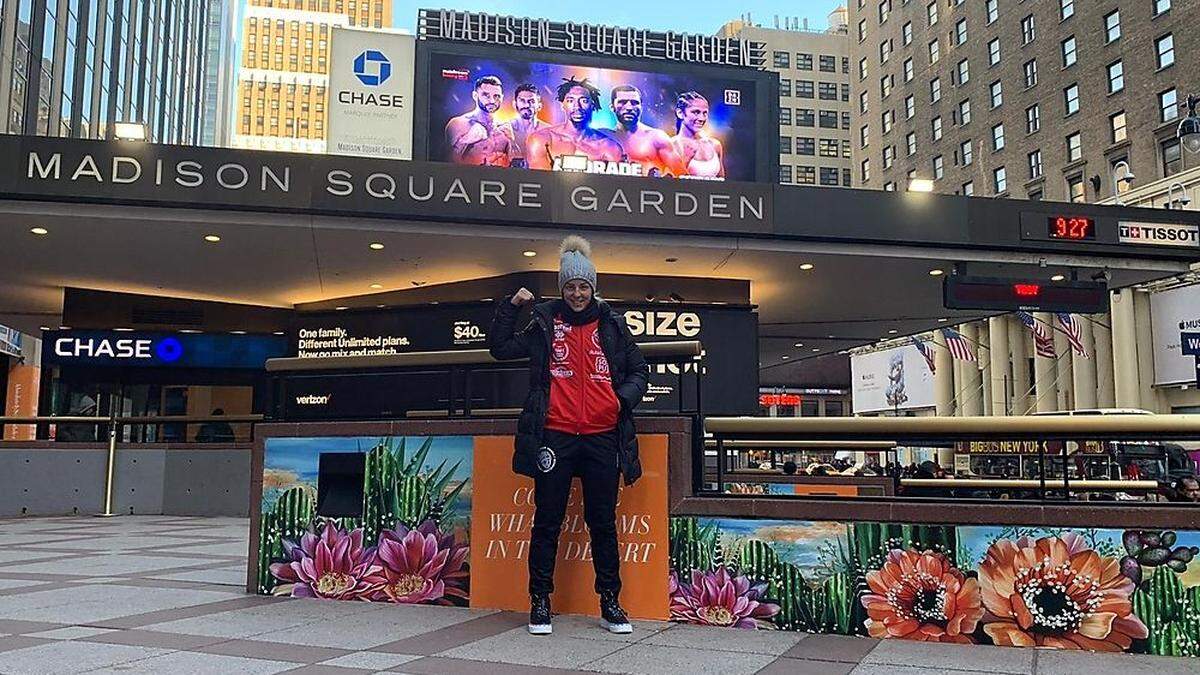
544, 315, 621, 435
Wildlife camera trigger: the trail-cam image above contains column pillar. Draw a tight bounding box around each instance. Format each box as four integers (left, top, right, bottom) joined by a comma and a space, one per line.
1071, 313, 1098, 410
1111, 289, 1141, 408
935, 331, 954, 417
1093, 313, 1116, 408
979, 323, 993, 415
1054, 329, 1074, 410
1033, 312, 1059, 412
960, 323, 984, 416
1134, 290, 1163, 412
988, 317, 1010, 416
1008, 316, 1031, 415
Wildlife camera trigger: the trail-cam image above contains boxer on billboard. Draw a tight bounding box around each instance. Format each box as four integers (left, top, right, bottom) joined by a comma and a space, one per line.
671, 92, 725, 179
499, 83, 546, 170
444, 75, 515, 166
527, 77, 624, 171
609, 85, 684, 178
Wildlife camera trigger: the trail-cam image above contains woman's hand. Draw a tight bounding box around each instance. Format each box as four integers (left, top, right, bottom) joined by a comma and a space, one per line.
511, 288, 535, 306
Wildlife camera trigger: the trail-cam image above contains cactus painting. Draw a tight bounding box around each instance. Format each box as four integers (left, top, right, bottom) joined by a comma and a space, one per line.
259, 436, 473, 605
668, 517, 1200, 658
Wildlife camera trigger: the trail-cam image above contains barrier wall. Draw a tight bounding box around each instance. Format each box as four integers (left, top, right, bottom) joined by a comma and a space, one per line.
0, 443, 252, 517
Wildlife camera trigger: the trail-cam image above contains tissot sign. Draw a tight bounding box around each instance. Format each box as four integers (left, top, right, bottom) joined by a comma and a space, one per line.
416, 9, 764, 68
0, 136, 771, 234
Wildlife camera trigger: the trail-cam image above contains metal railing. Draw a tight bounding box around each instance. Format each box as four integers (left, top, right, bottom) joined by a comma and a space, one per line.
702, 415, 1200, 504
0, 414, 262, 517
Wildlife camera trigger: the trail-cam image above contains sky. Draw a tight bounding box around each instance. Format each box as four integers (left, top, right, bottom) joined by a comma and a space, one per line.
391, 1, 844, 36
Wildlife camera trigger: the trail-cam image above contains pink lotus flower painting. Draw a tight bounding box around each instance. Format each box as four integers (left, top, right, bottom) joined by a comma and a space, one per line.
269, 522, 384, 600
669, 567, 781, 629
375, 520, 469, 604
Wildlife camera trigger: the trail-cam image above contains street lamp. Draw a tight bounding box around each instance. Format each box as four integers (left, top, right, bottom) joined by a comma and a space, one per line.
1111, 160, 1134, 204
1167, 181, 1192, 210
1180, 94, 1200, 154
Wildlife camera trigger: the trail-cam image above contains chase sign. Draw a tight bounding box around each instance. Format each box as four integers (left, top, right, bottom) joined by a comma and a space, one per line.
353, 50, 391, 86
42, 330, 286, 369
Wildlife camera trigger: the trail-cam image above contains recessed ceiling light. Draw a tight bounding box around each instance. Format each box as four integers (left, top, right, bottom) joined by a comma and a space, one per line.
827, 335, 835, 339
812, 348, 821, 352
938, 318, 948, 322
335, 306, 348, 311
39, 325, 50, 331
523, 250, 537, 257
799, 263, 815, 270
665, 257, 679, 263
58, 325, 71, 330
929, 269, 944, 276
369, 283, 383, 289
794, 342, 804, 347
376, 304, 386, 308
230, 330, 246, 335
113, 327, 133, 332
273, 331, 285, 335
888, 329, 898, 334
1051, 274, 1066, 281
782, 355, 790, 360
179, 329, 202, 333
481, 298, 493, 302
30, 227, 48, 235
204, 234, 221, 243
369, 242, 385, 250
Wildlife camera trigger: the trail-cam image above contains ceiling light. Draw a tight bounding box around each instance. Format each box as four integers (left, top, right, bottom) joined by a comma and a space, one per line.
827, 335, 835, 339
929, 269, 944, 276
39, 326, 50, 331
335, 306, 349, 311
522, 250, 537, 257
230, 330, 246, 335
794, 342, 803, 347
938, 318, 948, 322
273, 331, 285, 335
370, 283, 383, 289
113, 327, 133, 332
179, 329, 202, 333
369, 242, 385, 250
1051, 274, 1066, 282
888, 329, 898, 334
799, 263, 815, 270
812, 348, 821, 352
480, 298, 493, 302
113, 122, 147, 141
376, 304, 386, 308
58, 325, 71, 330
30, 227, 48, 235
204, 234, 221, 243
908, 178, 935, 193
782, 355, 790, 360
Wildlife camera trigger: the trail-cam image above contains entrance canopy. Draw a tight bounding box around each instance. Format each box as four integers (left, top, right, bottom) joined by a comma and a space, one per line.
1, 135, 1197, 381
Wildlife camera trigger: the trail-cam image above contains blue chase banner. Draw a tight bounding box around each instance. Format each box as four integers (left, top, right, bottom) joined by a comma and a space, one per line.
41, 330, 287, 369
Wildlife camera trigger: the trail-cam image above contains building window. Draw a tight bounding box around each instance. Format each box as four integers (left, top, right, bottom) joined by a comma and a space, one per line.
927, 1, 938, 26
843, 140, 853, 158
798, 81, 815, 99
962, 181, 974, 196
905, 96, 915, 119
779, 165, 792, 183
961, 139, 973, 165
1155, 0, 1171, 16
932, 116, 943, 141
820, 110, 839, 128
842, 112, 852, 130
861, 125, 870, 147
859, 19, 867, 42
841, 84, 850, 102
1023, 60, 1038, 89
797, 108, 815, 127
955, 19, 967, 46
1104, 10, 1120, 43
1110, 111, 1127, 144
843, 169, 852, 187
1029, 189, 1043, 201
930, 77, 941, 103
957, 59, 970, 85
820, 139, 840, 157
902, 22, 913, 45
986, 0, 998, 24
1066, 132, 1082, 162
959, 99, 972, 125
988, 39, 1001, 67
880, 40, 893, 64
903, 58, 914, 83
884, 181, 897, 192
879, 0, 891, 23
1026, 104, 1041, 134
1064, 84, 1080, 116
1156, 34, 1175, 69
992, 123, 1005, 151
906, 132, 917, 156
780, 108, 792, 125
1060, 0, 1074, 20
819, 82, 838, 100
774, 51, 790, 69
1067, 175, 1085, 203
882, 110, 894, 134
990, 81, 1003, 109
859, 57, 869, 80
884, 146, 896, 169
929, 39, 940, 64
880, 75, 893, 99
1021, 15, 1035, 44
933, 155, 944, 179
860, 91, 869, 114
780, 78, 792, 97
1028, 150, 1043, 179
820, 167, 840, 186
780, 136, 792, 154
993, 166, 1007, 194
843, 57, 850, 74
819, 55, 835, 72
1061, 37, 1077, 68
1107, 61, 1124, 94
1161, 89, 1179, 123
798, 166, 816, 184
862, 159, 871, 182
1163, 138, 1182, 177
797, 137, 816, 155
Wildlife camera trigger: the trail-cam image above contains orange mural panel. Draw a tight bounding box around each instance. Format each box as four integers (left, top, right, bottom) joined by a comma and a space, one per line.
3, 364, 40, 441
469, 434, 669, 620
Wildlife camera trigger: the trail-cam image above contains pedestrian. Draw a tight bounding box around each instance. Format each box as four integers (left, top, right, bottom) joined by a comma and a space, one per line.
489, 235, 649, 637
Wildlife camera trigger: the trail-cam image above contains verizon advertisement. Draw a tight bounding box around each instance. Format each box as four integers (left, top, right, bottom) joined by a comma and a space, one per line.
1150, 283, 1200, 386
327, 29, 416, 159
851, 343, 936, 414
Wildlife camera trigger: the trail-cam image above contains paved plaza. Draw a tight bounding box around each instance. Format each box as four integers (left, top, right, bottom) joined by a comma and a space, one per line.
0, 516, 1193, 674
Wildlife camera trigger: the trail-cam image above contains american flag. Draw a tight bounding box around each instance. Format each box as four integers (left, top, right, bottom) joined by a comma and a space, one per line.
1016, 311, 1056, 358
911, 335, 936, 374
1056, 313, 1089, 358
940, 327, 976, 362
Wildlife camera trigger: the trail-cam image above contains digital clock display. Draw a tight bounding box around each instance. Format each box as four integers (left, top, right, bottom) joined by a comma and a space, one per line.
1048, 216, 1096, 240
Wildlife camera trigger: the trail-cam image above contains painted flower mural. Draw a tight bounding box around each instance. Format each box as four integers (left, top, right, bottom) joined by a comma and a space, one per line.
669, 567, 781, 629
862, 549, 983, 643
978, 532, 1148, 651
375, 520, 469, 605
269, 522, 385, 600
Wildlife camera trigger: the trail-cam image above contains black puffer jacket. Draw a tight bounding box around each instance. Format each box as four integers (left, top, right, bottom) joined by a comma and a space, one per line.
489, 297, 650, 485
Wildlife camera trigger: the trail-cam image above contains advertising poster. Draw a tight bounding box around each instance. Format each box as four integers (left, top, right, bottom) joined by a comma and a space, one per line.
327, 29, 416, 159
3, 363, 40, 440
426, 51, 759, 181
851, 343, 936, 414
1151, 283, 1200, 386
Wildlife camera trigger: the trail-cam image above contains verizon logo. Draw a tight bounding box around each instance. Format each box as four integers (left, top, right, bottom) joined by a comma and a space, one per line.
295, 394, 331, 405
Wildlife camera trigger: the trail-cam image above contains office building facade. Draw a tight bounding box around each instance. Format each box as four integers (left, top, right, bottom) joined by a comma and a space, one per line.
0, 0, 212, 143
719, 9, 854, 187
849, 0, 1199, 199
232, 0, 391, 154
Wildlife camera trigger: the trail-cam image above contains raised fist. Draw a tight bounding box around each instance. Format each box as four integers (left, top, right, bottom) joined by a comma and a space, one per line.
511, 287, 535, 306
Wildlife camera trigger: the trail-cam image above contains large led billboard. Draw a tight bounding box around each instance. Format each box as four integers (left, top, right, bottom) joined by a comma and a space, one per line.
417, 42, 776, 182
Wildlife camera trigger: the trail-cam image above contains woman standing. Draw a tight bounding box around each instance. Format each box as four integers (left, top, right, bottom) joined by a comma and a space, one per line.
489, 235, 649, 636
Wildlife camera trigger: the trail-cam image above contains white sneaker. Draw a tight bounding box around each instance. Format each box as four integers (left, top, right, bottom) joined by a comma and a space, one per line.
599, 618, 633, 634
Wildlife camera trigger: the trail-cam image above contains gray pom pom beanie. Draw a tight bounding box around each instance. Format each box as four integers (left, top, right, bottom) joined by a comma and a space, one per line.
558, 235, 597, 293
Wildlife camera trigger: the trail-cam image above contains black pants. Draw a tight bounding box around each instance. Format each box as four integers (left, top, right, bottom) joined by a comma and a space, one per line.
528, 429, 621, 595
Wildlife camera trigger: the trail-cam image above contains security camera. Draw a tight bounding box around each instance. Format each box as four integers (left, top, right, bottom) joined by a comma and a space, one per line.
1091, 269, 1111, 283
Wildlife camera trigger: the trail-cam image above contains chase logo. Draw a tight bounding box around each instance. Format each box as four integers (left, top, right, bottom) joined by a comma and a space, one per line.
353, 50, 390, 86
155, 337, 183, 363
